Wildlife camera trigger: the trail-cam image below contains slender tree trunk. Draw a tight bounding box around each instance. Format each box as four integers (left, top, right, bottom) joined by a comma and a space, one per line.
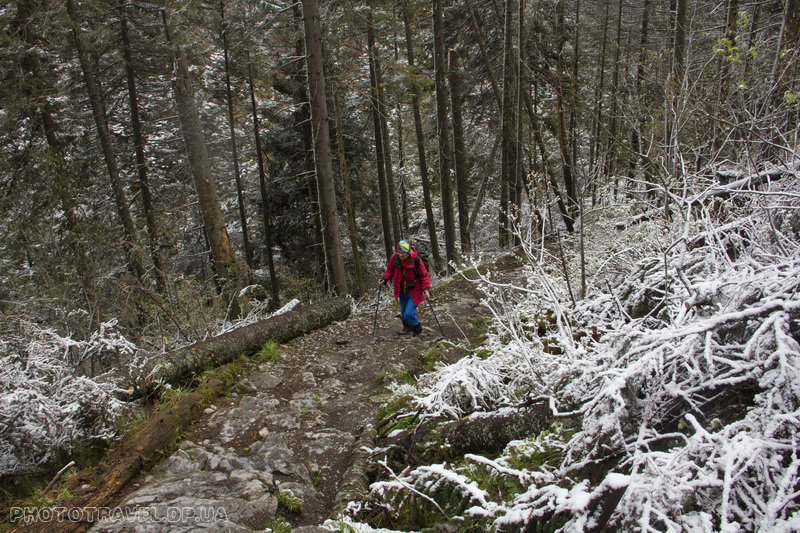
500, 0, 518, 246
368, 5, 401, 244
532, 84, 574, 233
604, 0, 624, 196
248, 63, 279, 307
433, 0, 458, 268
770, 0, 800, 119
402, 0, 440, 266
220, 0, 253, 274
465, 0, 502, 112
590, 0, 610, 204
448, 49, 471, 254
629, 0, 650, 185
119, 0, 167, 294
300, 0, 348, 296
570, 0, 581, 180
334, 93, 366, 297
513, 0, 525, 247
293, 4, 327, 287
376, 52, 402, 244
367, 4, 394, 259
162, 10, 242, 318
66, 0, 146, 284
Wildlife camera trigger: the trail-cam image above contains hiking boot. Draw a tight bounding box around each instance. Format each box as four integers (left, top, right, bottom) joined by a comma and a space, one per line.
412, 325, 423, 337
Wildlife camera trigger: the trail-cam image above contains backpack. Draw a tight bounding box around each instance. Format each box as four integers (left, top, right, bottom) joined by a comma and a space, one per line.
413, 249, 431, 280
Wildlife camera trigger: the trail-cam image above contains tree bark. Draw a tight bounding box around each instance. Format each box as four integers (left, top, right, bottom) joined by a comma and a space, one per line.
465, 0, 502, 111
162, 11, 242, 319
293, 4, 327, 287
368, 3, 396, 258
220, 0, 253, 274
300, 0, 348, 296
119, 0, 167, 295
770, 0, 799, 121
433, 0, 458, 269
136, 297, 351, 396
334, 93, 366, 297
402, 0, 441, 267
448, 49, 471, 254
66, 0, 146, 284
373, 26, 402, 244
248, 63, 280, 306
499, 0, 517, 247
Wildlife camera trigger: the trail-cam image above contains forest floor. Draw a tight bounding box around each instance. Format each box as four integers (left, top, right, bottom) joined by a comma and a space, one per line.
90, 254, 524, 532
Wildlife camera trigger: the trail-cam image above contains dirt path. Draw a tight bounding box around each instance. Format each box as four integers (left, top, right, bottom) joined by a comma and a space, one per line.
90, 257, 520, 532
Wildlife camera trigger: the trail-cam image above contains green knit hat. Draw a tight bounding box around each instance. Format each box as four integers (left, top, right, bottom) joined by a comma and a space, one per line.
396, 240, 411, 253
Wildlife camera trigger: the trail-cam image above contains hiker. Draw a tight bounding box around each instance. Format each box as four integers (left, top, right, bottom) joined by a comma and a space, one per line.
378, 240, 431, 336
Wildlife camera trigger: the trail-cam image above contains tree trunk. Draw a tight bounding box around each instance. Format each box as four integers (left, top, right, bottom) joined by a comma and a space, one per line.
248, 63, 280, 306
465, 0, 502, 111
433, 0, 458, 269
119, 0, 167, 295
373, 22, 402, 243
66, 0, 146, 284
220, 0, 253, 274
770, 0, 800, 123
629, 0, 650, 184
448, 49, 471, 254
589, 0, 610, 202
292, 4, 327, 288
604, 0, 624, 196
367, 3, 395, 259
334, 93, 366, 297
300, 0, 348, 297
402, 0, 441, 267
135, 297, 351, 396
499, 0, 517, 247
162, 11, 242, 319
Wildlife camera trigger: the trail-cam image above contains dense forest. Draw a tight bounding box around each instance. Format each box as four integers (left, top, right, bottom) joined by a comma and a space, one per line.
1, 0, 799, 529
2, 0, 796, 335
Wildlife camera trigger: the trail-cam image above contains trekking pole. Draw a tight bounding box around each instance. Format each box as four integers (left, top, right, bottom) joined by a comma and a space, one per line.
372, 284, 382, 336
426, 297, 445, 337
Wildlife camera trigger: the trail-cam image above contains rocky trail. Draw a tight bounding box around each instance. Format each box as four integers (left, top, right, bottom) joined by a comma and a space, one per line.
91, 257, 522, 532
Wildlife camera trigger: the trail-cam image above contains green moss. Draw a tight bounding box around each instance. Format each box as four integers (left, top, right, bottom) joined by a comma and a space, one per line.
377, 394, 414, 423
254, 340, 281, 363
419, 345, 441, 371
470, 316, 491, 339
473, 348, 493, 360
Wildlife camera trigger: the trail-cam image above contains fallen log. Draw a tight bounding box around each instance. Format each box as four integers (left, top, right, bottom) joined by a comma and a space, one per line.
386, 404, 553, 463
28, 359, 250, 533
136, 297, 351, 397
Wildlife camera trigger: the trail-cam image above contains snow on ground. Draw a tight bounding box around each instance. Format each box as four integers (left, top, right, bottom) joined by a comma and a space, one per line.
348, 169, 800, 531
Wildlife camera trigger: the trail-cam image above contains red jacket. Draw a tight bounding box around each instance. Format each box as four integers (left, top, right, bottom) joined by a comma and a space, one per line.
382, 248, 431, 306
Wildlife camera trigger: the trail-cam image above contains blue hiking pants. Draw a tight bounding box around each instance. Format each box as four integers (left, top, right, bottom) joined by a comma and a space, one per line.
399, 292, 420, 328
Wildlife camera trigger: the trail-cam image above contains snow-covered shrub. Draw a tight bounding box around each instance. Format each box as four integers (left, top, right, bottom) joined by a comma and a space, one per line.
358, 169, 800, 531
0, 319, 132, 475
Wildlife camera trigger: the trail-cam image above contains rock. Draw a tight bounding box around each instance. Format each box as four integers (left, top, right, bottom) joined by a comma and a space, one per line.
236, 378, 258, 394
251, 434, 311, 482
250, 370, 281, 389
